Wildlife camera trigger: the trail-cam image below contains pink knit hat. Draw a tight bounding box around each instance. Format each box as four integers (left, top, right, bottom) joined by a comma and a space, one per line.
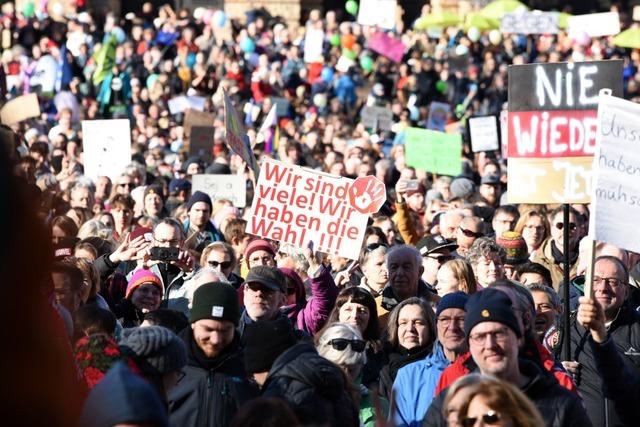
126, 269, 163, 299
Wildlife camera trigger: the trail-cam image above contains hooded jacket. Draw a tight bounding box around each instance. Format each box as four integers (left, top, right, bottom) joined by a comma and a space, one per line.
261, 342, 359, 427
280, 265, 338, 335
392, 341, 451, 427
168, 328, 257, 427
424, 359, 592, 427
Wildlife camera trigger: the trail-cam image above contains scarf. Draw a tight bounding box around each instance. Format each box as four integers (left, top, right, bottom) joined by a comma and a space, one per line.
550, 240, 579, 267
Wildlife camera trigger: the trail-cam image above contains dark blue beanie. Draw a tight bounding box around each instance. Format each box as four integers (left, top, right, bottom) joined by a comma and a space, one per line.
436, 291, 469, 317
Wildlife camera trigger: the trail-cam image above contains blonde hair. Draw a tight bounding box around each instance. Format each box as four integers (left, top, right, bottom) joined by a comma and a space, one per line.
441, 259, 477, 294
457, 378, 545, 427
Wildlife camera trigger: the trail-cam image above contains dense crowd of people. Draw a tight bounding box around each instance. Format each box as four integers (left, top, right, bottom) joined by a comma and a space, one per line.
2, 1, 640, 426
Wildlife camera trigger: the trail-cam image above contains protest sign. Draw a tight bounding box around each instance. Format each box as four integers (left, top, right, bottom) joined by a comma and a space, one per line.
501, 11, 559, 34
591, 91, 640, 254
246, 159, 386, 259
168, 95, 206, 115
357, 0, 397, 30
82, 119, 131, 182
192, 174, 246, 208
360, 106, 393, 130
367, 31, 405, 63
184, 108, 215, 137
189, 126, 215, 164
568, 12, 620, 38
507, 60, 623, 203
223, 90, 259, 178
404, 127, 462, 176
426, 102, 451, 132
303, 27, 325, 63
0, 93, 40, 125
469, 116, 500, 152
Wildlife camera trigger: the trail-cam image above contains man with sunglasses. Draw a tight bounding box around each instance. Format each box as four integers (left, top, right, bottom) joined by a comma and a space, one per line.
531, 206, 582, 290
392, 292, 469, 427
564, 256, 640, 427
424, 289, 591, 427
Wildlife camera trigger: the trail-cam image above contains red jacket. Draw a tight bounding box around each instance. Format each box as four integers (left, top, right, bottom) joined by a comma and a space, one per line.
435, 340, 578, 395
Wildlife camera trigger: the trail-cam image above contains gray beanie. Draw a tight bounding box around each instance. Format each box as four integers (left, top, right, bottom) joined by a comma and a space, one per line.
120, 326, 187, 375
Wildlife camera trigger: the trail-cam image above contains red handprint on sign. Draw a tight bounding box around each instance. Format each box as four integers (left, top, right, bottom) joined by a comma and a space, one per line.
348, 175, 386, 214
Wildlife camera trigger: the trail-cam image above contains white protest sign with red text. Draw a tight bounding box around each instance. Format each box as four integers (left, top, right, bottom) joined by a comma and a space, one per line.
507, 60, 622, 203
246, 159, 386, 260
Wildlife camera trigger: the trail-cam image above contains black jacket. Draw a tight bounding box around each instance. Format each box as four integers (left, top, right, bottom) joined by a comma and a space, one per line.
261, 342, 359, 427
168, 328, 257, 427
423, 359, 591, 427
569, 303, 640, 427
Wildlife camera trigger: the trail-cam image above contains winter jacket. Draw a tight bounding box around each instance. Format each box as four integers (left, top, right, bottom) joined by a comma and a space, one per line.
530, 238, 579, 291
392, 342, 450, 427
568, 303, 640, 427
168, 328, 257, 427
424, 359, 592, 427
261, 342, 359, 427
280, 265, 338, 335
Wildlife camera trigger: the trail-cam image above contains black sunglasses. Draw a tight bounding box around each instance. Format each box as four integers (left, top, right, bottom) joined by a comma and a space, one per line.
208, 260, 232, 269
329, 338, 366, 352
459, 226, 483, 238
462, 410, 502, 427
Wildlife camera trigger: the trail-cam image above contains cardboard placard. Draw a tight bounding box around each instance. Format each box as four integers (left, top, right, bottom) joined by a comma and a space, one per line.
357, 0, 397, 30
469, 116, 500, 152
501, 11, 559, 35
0, 93, 40, 125
192, 174, 246, 208
507, 60, 623, 203
426, 102, 451, 132
367, 31, 405, 63
246, 159, 385, 259
82, 119, 132, 182
168, 95, 206, 115
360, 106, 393, 131
189, 126, 215, 165
303, 27, 325, 63
404, 127, 462, 176
184, 108, 215, 137
568, 12, 620, 38
591, 92, 640, 254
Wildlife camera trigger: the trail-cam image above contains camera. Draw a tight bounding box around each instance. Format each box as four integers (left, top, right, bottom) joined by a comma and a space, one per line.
149, 246, 180, 262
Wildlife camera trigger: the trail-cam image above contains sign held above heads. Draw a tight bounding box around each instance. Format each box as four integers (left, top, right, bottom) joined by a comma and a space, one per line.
506, 60, 623, 204
82, 119, 132, 183
192, 174, 246, 208
404, 127, 462, 177
246, 159, 386, 260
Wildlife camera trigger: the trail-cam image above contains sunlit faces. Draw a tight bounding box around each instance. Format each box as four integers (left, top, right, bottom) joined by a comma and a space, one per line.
397, 304, 430, 350
191, 318, 235, 358
338, 300, 370, 333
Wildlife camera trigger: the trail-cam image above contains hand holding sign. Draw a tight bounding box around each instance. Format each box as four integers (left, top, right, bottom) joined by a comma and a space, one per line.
349, 176, 386, 214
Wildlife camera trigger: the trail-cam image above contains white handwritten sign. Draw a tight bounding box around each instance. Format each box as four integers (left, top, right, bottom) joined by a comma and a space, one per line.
246, 159, 386, 259
591, 92, 640, 253
82, 119, 132, 182
192, 174, 246, 208
469, 116, 500, 152
501, 11, 559, 35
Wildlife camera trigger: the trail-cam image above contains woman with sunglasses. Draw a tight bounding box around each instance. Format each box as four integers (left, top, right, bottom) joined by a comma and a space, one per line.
317, 323, 389, 427
514, 210, 550, 257
379, 297, 436, 400
456, 378, 544, 427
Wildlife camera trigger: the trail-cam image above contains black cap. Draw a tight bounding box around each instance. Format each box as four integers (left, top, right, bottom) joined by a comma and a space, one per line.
416, 235, 458, 256
245, 266, 287, 293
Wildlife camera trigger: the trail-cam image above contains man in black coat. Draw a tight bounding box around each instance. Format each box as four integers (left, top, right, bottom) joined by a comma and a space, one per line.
242, 317, 359, 427
567, 256, 640, 427
168, 282, 257, 427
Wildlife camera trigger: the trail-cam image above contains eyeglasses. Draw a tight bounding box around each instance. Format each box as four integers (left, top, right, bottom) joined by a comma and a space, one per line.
462, 410, 502, 427
426, 255, 453, 264
328, 338, 366, 352
459, 226, 483, 238
437, 315, 465, 328
554, 222, 577, 232
594, 276, 626, 288
468, 327, 510, 346
208, 260, 232, 269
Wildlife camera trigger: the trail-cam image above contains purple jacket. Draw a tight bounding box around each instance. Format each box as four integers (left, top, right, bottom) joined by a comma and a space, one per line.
280, 266, 338, 335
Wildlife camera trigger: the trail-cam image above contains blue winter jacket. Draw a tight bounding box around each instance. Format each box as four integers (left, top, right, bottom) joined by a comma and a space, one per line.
390, 341, 450, 427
